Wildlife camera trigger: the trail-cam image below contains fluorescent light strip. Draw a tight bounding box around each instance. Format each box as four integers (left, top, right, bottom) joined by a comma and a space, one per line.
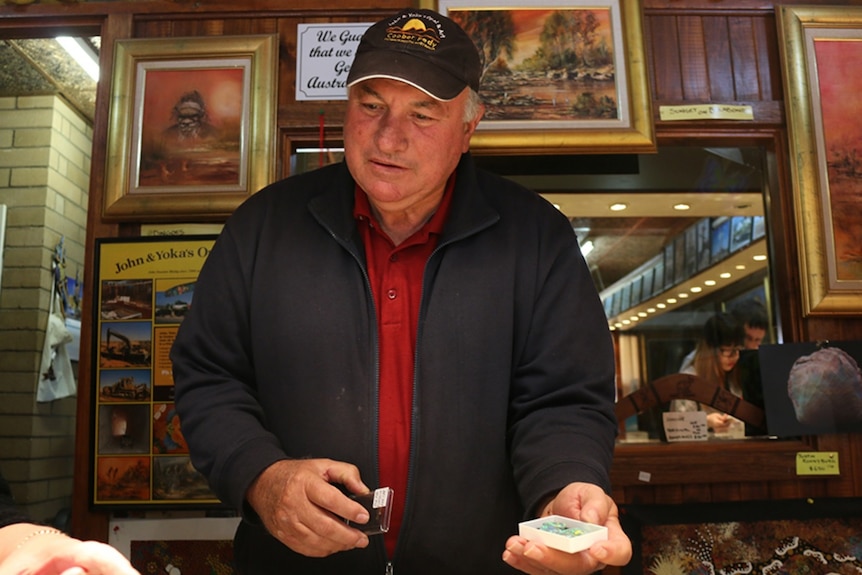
57, 37, 99, 82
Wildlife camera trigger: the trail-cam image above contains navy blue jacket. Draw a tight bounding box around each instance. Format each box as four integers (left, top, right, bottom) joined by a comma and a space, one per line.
170, 153, 617, 575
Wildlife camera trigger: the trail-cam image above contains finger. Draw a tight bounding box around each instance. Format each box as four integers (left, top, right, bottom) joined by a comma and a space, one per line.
504, 537, 600, 575
307, 478, 370, 525
275, 510, 365, 558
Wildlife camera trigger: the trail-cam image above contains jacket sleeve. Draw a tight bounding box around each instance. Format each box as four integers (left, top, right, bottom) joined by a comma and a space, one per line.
169, 197, 288, 514
506, 202, 618, 517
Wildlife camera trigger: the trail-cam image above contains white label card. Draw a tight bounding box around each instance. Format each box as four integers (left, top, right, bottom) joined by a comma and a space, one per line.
662, 411, 709, 442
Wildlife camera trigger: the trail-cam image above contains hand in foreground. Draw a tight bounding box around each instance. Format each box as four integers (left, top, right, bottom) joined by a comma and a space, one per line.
246, 458, 372, 557
0, 524, 139, 575
502, 482, 632, 575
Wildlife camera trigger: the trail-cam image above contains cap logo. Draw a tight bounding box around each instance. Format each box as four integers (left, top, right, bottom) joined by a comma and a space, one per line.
385, 16, 441, 51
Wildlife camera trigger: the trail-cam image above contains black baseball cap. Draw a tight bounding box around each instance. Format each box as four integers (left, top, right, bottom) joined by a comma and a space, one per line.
347, 8, 481, 101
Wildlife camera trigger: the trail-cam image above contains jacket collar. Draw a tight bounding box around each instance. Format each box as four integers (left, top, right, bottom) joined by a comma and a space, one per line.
308, 153, 499, 247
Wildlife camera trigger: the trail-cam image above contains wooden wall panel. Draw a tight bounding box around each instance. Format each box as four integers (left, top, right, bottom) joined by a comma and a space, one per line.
645, 15, 683, 102
676, 16, 709, 100
645, 6, 780, 106
703, 17, 735, 101
729, 16, 761, 99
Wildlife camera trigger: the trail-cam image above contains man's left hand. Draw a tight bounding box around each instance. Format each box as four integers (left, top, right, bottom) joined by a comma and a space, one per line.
502, 482, 632, 575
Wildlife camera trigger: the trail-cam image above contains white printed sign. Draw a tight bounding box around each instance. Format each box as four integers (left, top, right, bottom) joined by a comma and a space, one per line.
295, 23, 371, 101
662, 411, 709, 442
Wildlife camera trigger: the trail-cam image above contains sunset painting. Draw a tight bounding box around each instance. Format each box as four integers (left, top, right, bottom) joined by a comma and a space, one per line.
813, 38, 862, 282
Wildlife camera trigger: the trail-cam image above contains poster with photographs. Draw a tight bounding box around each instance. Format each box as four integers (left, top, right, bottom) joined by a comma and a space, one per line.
92, 236, 221, 508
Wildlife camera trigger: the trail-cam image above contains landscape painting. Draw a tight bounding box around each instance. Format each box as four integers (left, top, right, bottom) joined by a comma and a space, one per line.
432, 0, 655, 152
447, 6, 617, 124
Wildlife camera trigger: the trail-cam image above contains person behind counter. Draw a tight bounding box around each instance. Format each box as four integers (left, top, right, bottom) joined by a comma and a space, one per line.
170, 6, 631, 575
671, 312, 746, 435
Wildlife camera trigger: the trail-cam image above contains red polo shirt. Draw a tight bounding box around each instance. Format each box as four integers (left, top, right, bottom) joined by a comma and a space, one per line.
353, 175, 455, 558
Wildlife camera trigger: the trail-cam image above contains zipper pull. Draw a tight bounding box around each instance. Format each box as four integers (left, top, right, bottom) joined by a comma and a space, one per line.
385, 561, 394, 575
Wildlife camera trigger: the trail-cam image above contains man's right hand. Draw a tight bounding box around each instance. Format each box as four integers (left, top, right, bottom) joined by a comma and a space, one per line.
246, 459, 372, 557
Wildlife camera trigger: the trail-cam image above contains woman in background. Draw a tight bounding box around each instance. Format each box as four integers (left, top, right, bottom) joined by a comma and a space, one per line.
671, 312, 746, 435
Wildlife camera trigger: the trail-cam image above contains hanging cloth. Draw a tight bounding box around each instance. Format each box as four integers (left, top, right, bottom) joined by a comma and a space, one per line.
37, 280, 77, 402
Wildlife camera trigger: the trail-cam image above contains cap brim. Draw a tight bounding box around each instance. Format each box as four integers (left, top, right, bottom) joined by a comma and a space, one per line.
347, 49, 466, 101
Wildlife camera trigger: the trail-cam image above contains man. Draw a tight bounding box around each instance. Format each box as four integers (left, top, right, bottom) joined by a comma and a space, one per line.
170, 8, 630, 574
730, 300, 768, 350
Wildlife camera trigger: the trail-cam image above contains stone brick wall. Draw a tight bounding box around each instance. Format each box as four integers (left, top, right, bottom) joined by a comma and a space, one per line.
0, 94, 91, 523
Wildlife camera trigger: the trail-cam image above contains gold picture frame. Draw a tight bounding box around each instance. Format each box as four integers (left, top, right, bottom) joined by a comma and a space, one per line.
421, 0, 654, 154
778, 6, 862, 315
103, 35, 277, 222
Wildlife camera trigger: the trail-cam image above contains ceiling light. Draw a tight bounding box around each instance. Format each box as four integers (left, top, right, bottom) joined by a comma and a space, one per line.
622, 319, 631, 325
720, 272, 732, 279
656, 303, 667, 309
690, 286, 702, 293
753, 254, 767, 261
630, 316, 639, 321
647, 308, 656, 313
638, 312, 647, 317
673, 203, 691, 211
666, 298, 677, 304
704, 280, 717, 286
57, 36, 99, 82
609, 203, 628, 212
678, 292, 689, 298
735, 264, 747, 270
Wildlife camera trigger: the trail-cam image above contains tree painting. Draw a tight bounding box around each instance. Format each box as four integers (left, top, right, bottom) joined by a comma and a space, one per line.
449, 8, 617, 122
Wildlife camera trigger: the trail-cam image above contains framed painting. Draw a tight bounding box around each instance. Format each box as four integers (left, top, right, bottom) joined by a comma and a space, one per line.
710, 217, 730, 264
109, 516, 240, 575
778, 6, 862, 315
729, 215, 753, 253
422, 0, 655, 153
103, 35, 278, 222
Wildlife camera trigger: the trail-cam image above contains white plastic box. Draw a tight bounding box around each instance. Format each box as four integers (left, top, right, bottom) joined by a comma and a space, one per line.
518, 515, 608, 553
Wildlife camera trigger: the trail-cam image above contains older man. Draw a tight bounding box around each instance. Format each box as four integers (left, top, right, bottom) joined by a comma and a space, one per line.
171, 8, 630, 575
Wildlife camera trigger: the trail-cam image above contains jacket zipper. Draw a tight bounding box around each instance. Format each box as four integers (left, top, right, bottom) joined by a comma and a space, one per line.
323, 226, 388, 569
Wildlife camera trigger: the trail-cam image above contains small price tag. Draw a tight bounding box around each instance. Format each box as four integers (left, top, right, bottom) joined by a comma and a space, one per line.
662, 411, 709, 442
796, 452, 840, 476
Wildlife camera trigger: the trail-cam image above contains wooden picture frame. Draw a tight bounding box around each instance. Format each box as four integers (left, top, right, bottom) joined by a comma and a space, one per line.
103, 35, 277, 222
778, 6, 862, 315
423, 0, 655, 153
